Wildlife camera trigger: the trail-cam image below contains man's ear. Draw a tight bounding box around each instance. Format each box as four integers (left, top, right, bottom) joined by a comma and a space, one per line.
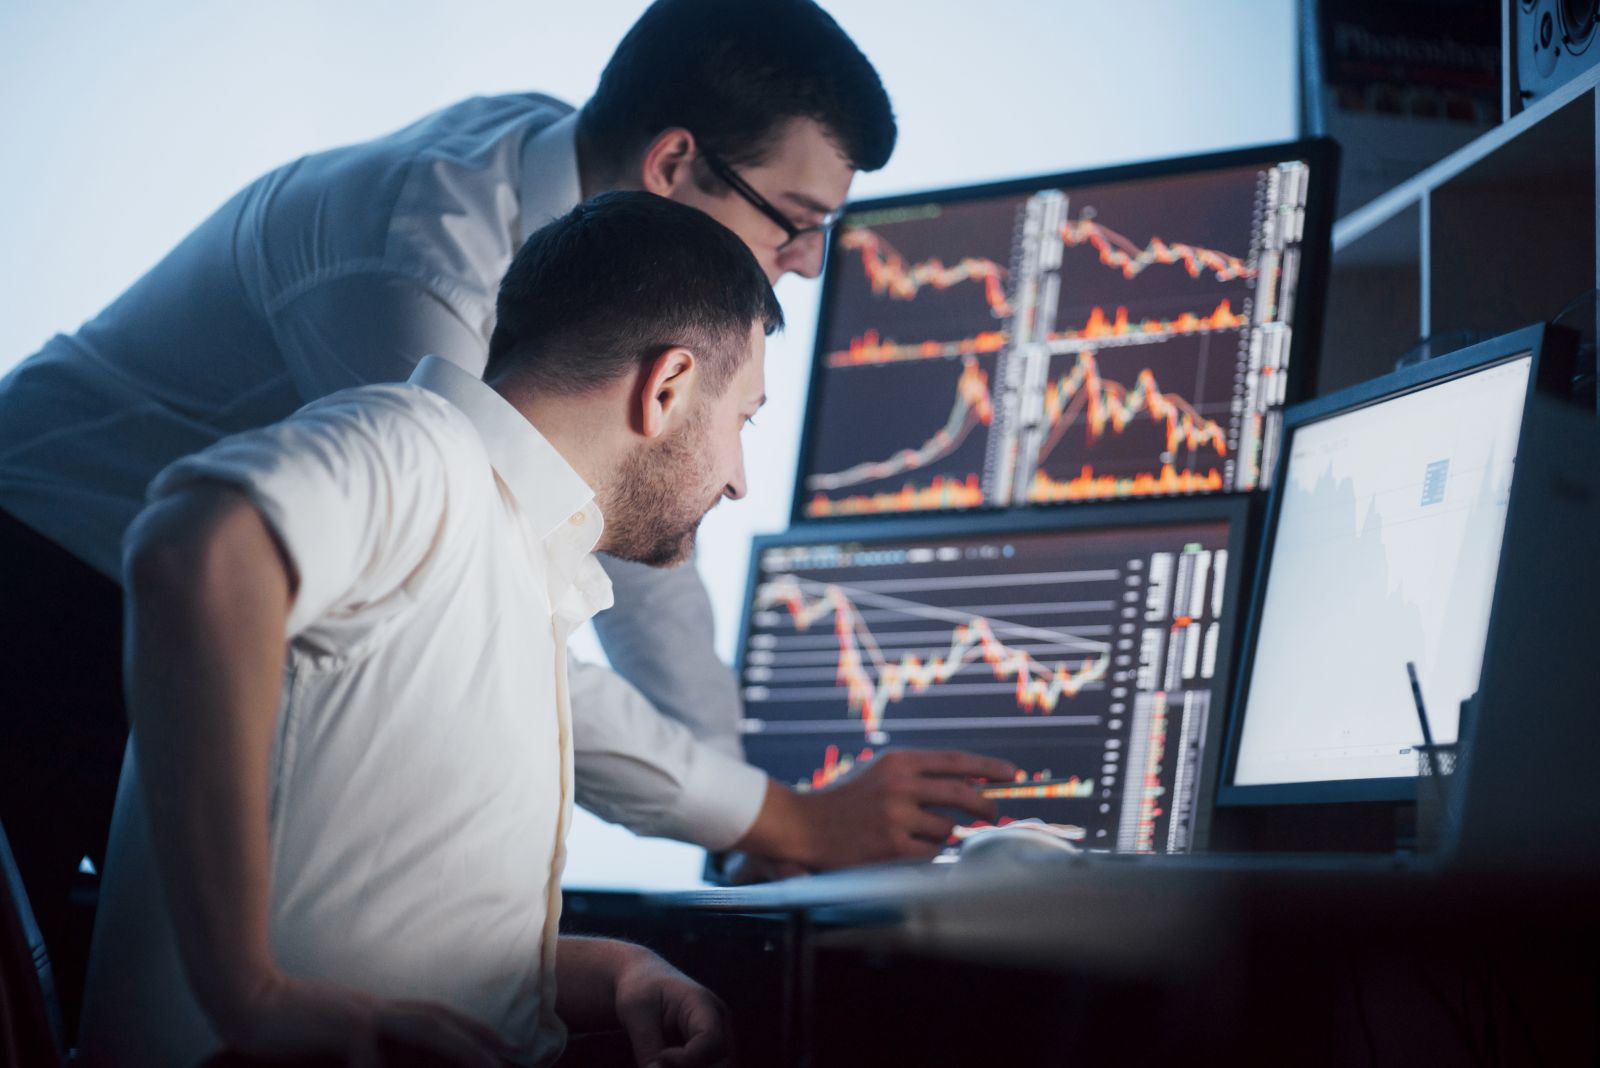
638, 128, 699, 197
637, 346, 697, 439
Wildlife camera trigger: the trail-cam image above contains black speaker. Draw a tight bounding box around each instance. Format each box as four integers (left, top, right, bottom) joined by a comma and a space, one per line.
1514, 0, 1600, 109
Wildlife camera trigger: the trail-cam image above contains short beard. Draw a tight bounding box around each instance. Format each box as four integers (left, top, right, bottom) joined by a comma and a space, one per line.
601, 409, 717, 568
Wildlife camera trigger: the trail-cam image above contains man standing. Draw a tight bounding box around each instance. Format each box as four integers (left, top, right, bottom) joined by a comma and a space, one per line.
0, 0, 1012, 1014
81, 192, 771, 1066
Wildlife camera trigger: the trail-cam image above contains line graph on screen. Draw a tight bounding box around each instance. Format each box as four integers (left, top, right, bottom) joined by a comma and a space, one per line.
752, 573, 1110, 736
806, 355, 993, 493
838, 226, 1012, 317
1058, 214, 1255, 283
827, 215, 1254, 366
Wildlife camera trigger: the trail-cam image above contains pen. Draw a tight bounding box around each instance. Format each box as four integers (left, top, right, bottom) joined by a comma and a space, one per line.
1406, 660, 1436, 751
1406, 660, 1449, 820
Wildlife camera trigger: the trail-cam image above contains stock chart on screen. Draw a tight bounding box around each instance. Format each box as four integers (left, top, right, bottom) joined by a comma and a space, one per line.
797, 143, 1331, 520
739, 509, 1244, 852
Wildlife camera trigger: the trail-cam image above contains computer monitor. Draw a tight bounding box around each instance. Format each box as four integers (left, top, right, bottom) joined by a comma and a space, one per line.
793, 139, 1338, 522
736, 500, 1251, 853
1216, 324, 1576, 806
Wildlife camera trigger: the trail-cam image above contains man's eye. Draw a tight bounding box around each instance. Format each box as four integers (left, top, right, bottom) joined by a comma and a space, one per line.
744, 415, 759, 429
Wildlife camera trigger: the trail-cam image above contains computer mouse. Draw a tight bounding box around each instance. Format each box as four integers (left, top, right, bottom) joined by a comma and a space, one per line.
955, 821, 1081, 867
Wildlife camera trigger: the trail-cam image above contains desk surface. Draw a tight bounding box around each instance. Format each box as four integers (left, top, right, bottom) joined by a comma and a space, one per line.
591, 855, 1600, 1065
645, 853, 1600, 975
649, 850, 1428, 911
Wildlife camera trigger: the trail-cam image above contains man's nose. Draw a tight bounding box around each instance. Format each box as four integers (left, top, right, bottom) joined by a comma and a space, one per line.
724, 452, 748, 500
776, 232, 827, 280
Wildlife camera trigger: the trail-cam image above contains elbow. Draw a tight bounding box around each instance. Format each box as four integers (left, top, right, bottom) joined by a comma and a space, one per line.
123, 494, 213, 602
123, 484, 292, 613
125, 503, 191, 599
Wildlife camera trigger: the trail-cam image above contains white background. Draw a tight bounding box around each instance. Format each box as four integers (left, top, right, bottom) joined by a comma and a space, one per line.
0, 1, 1298, 887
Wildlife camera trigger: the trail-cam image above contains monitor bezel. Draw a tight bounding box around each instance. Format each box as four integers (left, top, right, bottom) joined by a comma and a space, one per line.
788, 137, 1341, 526
735, 495, 1257, 852
1214, 322, 1576, 807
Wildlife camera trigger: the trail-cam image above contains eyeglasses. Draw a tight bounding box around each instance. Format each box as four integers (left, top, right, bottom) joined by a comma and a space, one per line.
697, 145, 844, 252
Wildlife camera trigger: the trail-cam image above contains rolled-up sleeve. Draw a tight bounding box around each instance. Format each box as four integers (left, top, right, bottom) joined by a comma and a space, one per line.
569, 658, 767, 850
141, 391, 456, 637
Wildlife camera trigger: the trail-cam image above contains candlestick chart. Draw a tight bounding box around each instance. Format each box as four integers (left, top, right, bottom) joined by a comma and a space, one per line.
1023, 336, 1235, 503
796, 746, 1099, 800
750, 729, 1108, 846
739, 519, 1236, 851
799, 155, 1314, 517
981, 769, 1095, 800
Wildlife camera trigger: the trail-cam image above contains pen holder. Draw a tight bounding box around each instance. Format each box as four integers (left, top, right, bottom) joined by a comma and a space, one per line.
1414, 742, 1459, 855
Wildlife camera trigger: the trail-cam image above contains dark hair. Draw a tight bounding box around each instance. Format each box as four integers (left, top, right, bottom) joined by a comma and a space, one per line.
485, 191, 783, 396
579, 0, 896, 178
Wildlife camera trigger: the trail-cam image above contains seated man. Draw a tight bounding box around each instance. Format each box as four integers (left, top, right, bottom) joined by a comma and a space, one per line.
78, 192, 774, 1065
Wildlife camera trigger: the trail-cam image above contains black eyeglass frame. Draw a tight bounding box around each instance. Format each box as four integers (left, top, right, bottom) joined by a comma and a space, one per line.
697, 145, 843, 251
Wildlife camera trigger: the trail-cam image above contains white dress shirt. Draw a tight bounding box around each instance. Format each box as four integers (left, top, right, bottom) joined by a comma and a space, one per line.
80, 357, 613, 1065
0, 94, 766, 849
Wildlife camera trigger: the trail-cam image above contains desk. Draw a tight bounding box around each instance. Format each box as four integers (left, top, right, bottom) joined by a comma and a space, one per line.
565, 857, 1600, 1066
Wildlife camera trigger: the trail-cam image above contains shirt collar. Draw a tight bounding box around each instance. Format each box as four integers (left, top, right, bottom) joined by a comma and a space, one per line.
518, 112, 583, 245
409, 356, 600, 545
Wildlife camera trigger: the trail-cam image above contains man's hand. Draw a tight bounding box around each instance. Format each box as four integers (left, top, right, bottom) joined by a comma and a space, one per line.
736, 749, 1018, 871
557, 937, 731, 1068
612, 949, 732, 1068
218, 972, 513, 1066
799, 749, 1017, 866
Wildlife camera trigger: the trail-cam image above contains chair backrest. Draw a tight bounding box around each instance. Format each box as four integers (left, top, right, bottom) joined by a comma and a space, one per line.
0, 818, 62, 1066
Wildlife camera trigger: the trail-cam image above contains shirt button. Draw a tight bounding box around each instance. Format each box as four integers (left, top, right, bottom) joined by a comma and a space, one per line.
570, 511, 586, 526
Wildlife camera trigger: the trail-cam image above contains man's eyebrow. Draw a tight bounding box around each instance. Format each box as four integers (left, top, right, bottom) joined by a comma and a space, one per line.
779, 191, 838, 218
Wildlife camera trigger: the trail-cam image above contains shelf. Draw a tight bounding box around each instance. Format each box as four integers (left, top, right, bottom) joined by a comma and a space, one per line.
1317, 61, 1600, 395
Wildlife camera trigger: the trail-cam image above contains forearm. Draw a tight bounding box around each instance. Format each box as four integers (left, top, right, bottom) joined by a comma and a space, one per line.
569, 659, 768, 849
123, 487, 295, 1042
554, 936, 650, 1033
730, 780, 817, 868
